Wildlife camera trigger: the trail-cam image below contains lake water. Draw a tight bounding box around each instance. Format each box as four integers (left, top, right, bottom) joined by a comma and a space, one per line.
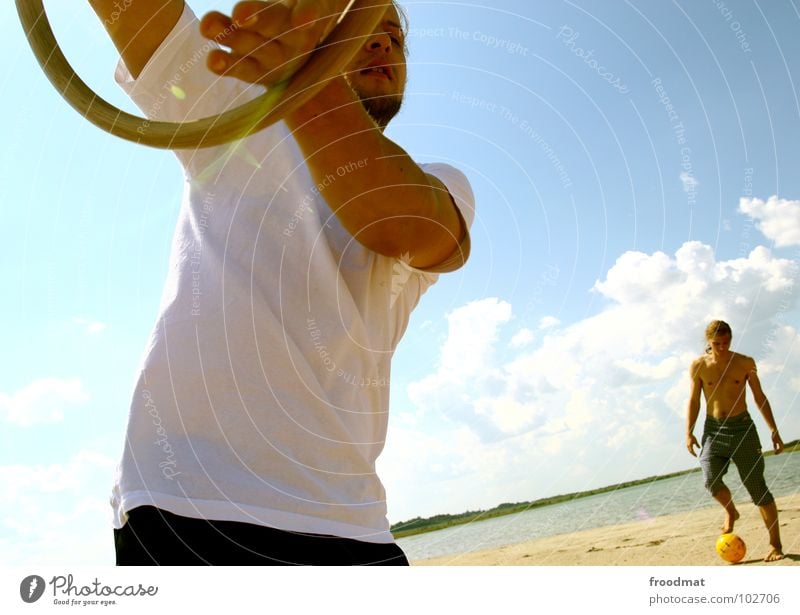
397, 451, 800, 561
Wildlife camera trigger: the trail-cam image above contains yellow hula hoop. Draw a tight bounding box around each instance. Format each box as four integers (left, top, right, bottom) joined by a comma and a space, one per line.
16, 0, 387, 149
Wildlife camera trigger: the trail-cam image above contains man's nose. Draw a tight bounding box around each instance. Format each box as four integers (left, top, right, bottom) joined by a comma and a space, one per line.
364, 32, 392, 54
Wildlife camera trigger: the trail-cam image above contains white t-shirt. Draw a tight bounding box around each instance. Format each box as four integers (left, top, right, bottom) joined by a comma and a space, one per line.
110, 6, 475, 543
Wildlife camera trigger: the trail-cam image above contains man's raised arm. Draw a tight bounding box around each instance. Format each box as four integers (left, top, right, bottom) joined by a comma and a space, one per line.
286, 79, 466, 270
89, 0, 185, 78
199, 1, 470, 272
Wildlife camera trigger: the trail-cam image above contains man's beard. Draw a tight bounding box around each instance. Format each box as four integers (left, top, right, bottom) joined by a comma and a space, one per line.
358, 93, 403, 129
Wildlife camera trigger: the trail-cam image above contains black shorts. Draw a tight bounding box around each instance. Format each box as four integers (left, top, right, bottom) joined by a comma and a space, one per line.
699, 413, 774, 506
114, 506, 409, 566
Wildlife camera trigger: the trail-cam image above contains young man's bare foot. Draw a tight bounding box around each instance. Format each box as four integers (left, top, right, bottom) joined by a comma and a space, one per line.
721, 508, 740, 533
764, 547, 784, 562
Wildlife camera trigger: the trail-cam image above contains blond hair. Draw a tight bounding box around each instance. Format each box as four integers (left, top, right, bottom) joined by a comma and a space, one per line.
705, 320, 732, 340
704, 320, 732, 353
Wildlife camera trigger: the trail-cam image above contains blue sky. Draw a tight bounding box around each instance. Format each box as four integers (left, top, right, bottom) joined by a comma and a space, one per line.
2, 0, 799, 565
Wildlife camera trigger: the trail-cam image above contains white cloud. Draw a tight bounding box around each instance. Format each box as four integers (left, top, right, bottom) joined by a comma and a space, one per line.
408, 298, 512, 431
0, 450, 116, 565
739, 196, 800, 247
539, 316, 560, 330
680, 171, 699, 193
72, 317, 107, 335
0, 379, 89, 426
437, 298, 512, 378
474, 396, 546, 434
386, 241, 800, 518
0, 450, 112, 496
613, 356, 684, 383
509, 328, 534, 348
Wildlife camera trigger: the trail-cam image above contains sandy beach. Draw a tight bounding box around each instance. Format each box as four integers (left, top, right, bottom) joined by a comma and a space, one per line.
414, 494, 799, 566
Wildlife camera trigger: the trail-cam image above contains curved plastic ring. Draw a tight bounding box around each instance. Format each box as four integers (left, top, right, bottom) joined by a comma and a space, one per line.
16, 0, 387, 149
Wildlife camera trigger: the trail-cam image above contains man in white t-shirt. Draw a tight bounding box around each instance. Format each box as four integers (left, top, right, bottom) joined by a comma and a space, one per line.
90, 0, 474, 564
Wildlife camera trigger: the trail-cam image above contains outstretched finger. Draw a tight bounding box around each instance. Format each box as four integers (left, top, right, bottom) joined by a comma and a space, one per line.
207, 49, 276, 86
232, 1, 300, 38
231, 1, 281, 29
199, 11, 236, 42
290, 0, 349, 32
211, 26, 273, 59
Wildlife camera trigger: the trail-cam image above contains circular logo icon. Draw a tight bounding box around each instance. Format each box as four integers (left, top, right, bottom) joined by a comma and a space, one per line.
20, 575, 46, 603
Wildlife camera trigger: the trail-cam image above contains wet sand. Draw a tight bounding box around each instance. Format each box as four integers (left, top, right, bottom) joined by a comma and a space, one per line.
414, 494, 799, 566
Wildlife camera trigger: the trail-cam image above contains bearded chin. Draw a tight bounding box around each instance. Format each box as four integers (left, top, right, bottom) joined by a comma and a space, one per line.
359, 94, 403, 129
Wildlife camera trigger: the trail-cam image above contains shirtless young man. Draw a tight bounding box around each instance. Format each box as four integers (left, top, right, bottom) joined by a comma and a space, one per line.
686, 320, 785, 562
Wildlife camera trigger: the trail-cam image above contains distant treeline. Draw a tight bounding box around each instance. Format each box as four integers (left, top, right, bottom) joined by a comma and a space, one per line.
391, 439, 799, 539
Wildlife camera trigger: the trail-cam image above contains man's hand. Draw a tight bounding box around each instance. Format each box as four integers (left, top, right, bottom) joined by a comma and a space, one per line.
199, 0, 354, 87
686, 433, 700, 457
772, 431, 785, 455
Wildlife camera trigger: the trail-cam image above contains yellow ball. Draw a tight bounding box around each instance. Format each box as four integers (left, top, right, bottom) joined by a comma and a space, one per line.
716, 533, 746, 563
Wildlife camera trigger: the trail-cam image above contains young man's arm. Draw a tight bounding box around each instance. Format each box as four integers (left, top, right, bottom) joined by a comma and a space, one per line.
745, 357, 784, 454
686, 359, 703, 457
88, 0, 185, 78
199, 1, 468, 271
285, 78, 466, 270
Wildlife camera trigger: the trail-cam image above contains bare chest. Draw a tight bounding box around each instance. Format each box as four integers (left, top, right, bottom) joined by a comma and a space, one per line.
700, 360, 747, 398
